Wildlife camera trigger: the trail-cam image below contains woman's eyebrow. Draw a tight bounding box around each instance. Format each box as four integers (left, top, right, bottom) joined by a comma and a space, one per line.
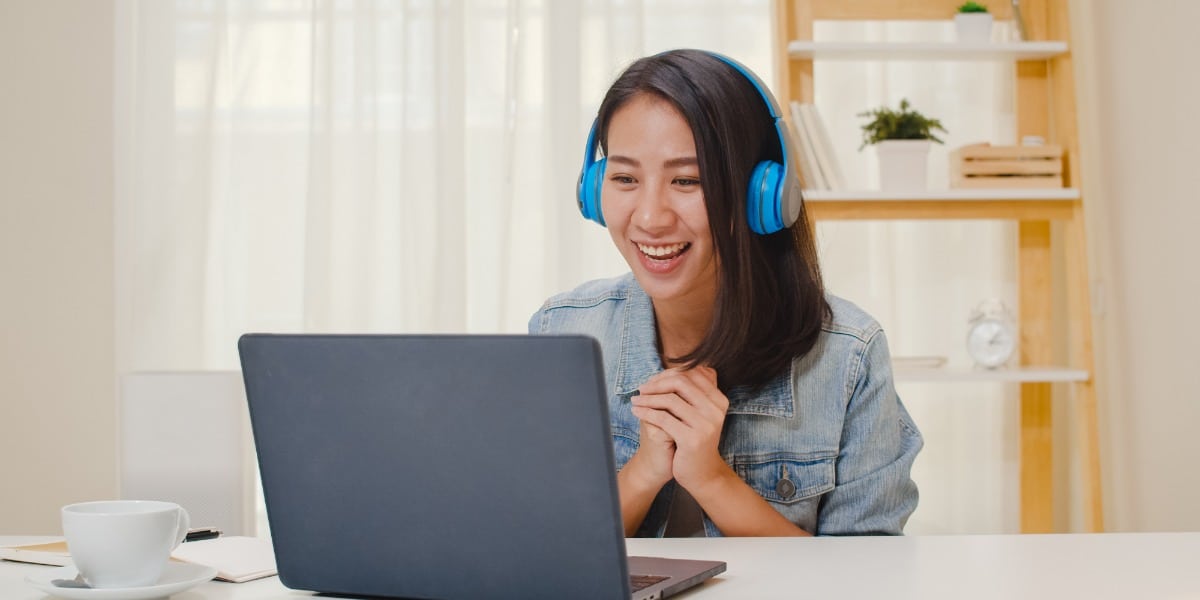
663, 156, 698, 168
607, 155, 698, 168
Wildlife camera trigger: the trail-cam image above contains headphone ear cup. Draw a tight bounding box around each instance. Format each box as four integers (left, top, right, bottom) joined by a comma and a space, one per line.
746, 160, 784, 234
579, 157, 607, 226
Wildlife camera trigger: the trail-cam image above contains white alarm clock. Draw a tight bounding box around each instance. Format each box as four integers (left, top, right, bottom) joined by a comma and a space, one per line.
966, 299, 1016, 369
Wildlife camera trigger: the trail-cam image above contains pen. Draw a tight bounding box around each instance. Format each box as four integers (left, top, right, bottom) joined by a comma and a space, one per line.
184, 527, 222, 542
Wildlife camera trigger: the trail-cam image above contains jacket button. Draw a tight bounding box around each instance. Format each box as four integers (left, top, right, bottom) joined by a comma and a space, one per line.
776, 478, 796, 499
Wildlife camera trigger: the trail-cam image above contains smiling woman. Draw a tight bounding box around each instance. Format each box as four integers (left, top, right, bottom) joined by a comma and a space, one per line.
529, 50, 922, 538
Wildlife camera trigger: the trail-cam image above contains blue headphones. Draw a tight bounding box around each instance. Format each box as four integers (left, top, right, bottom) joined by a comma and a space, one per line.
576, 51, 803, 235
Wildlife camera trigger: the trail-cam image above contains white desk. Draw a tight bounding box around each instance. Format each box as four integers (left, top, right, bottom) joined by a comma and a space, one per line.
3, 533, 1198, 599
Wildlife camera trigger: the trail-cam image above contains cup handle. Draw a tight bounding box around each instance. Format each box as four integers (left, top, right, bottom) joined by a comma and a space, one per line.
172, 507, 191, 550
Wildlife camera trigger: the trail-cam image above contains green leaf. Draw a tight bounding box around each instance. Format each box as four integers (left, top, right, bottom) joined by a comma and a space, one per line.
858, 98, 949, 150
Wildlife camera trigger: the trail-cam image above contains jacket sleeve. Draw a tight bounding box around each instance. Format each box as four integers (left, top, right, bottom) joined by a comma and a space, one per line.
527, 306, 545, 334
816, 328, 922, 535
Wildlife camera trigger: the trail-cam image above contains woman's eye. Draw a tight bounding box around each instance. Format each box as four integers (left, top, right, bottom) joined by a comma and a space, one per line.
674, 177, 701, 187
610, 175, 636, 185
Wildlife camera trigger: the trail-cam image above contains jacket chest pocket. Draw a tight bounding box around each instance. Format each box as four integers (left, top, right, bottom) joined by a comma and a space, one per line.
732, 454, 834, 534
732, 454, 835, 504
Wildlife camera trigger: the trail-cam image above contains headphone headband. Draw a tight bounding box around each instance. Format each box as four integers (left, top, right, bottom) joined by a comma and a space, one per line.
577, 50, 803, 235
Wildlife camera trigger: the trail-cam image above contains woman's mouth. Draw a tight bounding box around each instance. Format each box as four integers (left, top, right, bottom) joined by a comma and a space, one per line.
634, 241, 691, 274
636, 242, 690, 260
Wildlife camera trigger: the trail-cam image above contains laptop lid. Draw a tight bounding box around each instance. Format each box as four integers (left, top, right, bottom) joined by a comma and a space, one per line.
239, 334, 721, 599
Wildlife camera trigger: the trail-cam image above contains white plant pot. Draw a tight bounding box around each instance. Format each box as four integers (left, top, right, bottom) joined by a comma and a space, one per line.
954, 12, 994, 43
875, 140, 932, 192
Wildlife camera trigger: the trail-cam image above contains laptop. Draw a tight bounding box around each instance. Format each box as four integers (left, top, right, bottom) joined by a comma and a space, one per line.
239, 333, 725, 600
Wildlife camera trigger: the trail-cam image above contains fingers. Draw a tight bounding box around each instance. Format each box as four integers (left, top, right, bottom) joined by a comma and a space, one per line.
631, 367, 728, 449
638, 367, 728, 416
631, 405, 689, 441
630, 367, 732, 489
634, 391, 699, 422
642, 366, 722, 401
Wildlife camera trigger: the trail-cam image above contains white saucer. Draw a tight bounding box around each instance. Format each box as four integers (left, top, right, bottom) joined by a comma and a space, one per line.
25, 562, 218, 600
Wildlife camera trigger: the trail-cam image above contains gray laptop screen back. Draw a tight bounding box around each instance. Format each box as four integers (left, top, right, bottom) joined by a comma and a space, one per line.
239, 334, 631, 599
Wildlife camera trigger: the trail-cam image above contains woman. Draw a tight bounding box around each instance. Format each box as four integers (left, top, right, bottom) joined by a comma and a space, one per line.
529, 49, 921, 537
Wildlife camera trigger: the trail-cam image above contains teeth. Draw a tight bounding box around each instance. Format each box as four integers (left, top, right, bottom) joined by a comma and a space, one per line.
636, 242, 689, 258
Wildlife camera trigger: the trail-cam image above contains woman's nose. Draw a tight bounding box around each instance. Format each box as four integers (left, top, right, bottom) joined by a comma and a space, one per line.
634, 185, 675, 231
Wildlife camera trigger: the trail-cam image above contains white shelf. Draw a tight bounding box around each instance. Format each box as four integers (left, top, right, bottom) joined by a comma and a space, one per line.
803, 188, 1080, 202
788, 41, 1069, 61
895, 365, 1089, 383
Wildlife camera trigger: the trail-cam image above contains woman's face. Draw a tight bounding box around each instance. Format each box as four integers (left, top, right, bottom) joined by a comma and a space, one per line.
601, 94, 718, 309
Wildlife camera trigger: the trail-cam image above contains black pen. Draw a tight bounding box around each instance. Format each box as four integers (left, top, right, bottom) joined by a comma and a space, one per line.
184, 527, 222, 542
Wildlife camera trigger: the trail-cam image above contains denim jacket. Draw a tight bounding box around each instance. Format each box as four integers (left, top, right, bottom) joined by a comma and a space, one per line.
529, 273, 922, 536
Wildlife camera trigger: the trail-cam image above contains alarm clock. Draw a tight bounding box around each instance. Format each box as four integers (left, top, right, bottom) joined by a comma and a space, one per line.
966, 299, 1016, 369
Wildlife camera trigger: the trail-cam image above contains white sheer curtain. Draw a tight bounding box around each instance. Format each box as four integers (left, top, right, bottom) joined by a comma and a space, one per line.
115, 1, 1026, 534
114, 0, 775, 372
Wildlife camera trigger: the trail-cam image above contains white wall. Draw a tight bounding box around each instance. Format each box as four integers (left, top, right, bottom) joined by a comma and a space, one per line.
1074, 0, 1200, 532
0, 1, 117, 533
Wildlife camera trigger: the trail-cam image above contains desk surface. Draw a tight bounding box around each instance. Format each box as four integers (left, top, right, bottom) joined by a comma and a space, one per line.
3, 533, 1198, 599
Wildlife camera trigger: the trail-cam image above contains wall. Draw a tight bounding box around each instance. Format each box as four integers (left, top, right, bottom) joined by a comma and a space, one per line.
0, 1, 117, 533
1074, 0, 1200, 532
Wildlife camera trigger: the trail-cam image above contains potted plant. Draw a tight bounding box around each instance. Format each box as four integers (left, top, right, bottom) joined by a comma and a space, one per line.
955, 2, 994, 43
858, 99, 948, 191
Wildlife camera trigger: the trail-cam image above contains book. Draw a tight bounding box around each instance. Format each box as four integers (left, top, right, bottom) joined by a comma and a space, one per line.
0, 540, 70, 566
800, 103, 846, 190
1, 535, 277, 583
785, 100, 811, 187
789, 100, 828, 190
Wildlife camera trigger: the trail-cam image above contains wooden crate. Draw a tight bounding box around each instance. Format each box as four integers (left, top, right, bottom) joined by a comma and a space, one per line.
950, 143, 1064, 188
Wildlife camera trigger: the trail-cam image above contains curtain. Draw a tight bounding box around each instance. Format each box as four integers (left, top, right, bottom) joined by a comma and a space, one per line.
114, 0, 775, 372
115, 1, 1024, 534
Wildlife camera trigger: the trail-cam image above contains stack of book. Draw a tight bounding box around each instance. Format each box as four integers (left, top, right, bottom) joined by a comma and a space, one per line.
788, 101, 844, 191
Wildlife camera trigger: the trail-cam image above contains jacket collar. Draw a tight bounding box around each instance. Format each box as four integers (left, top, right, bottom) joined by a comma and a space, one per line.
612, 279, 661, 396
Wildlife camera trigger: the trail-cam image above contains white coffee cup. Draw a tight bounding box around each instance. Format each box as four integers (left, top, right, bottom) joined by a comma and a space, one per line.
61, 500, 190, 588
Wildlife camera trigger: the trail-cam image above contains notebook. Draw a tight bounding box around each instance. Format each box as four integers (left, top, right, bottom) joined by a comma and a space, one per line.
238, 334, 725, 600
1, 537, 276, 583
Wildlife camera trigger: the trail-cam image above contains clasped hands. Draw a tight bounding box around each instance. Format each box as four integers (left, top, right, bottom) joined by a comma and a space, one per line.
627, 366, 735, 495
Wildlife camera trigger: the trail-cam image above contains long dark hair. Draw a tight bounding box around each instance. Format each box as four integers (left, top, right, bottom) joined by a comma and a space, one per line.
595, 49, 830, 390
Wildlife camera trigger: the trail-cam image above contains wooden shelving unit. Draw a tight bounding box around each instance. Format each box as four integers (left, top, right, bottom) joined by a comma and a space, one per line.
804, 189, 1080, 220
775, 0, 1103, 533
894, 366, 1089, 384
803, 189, 1080, 201
787, 40, 1069, 61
